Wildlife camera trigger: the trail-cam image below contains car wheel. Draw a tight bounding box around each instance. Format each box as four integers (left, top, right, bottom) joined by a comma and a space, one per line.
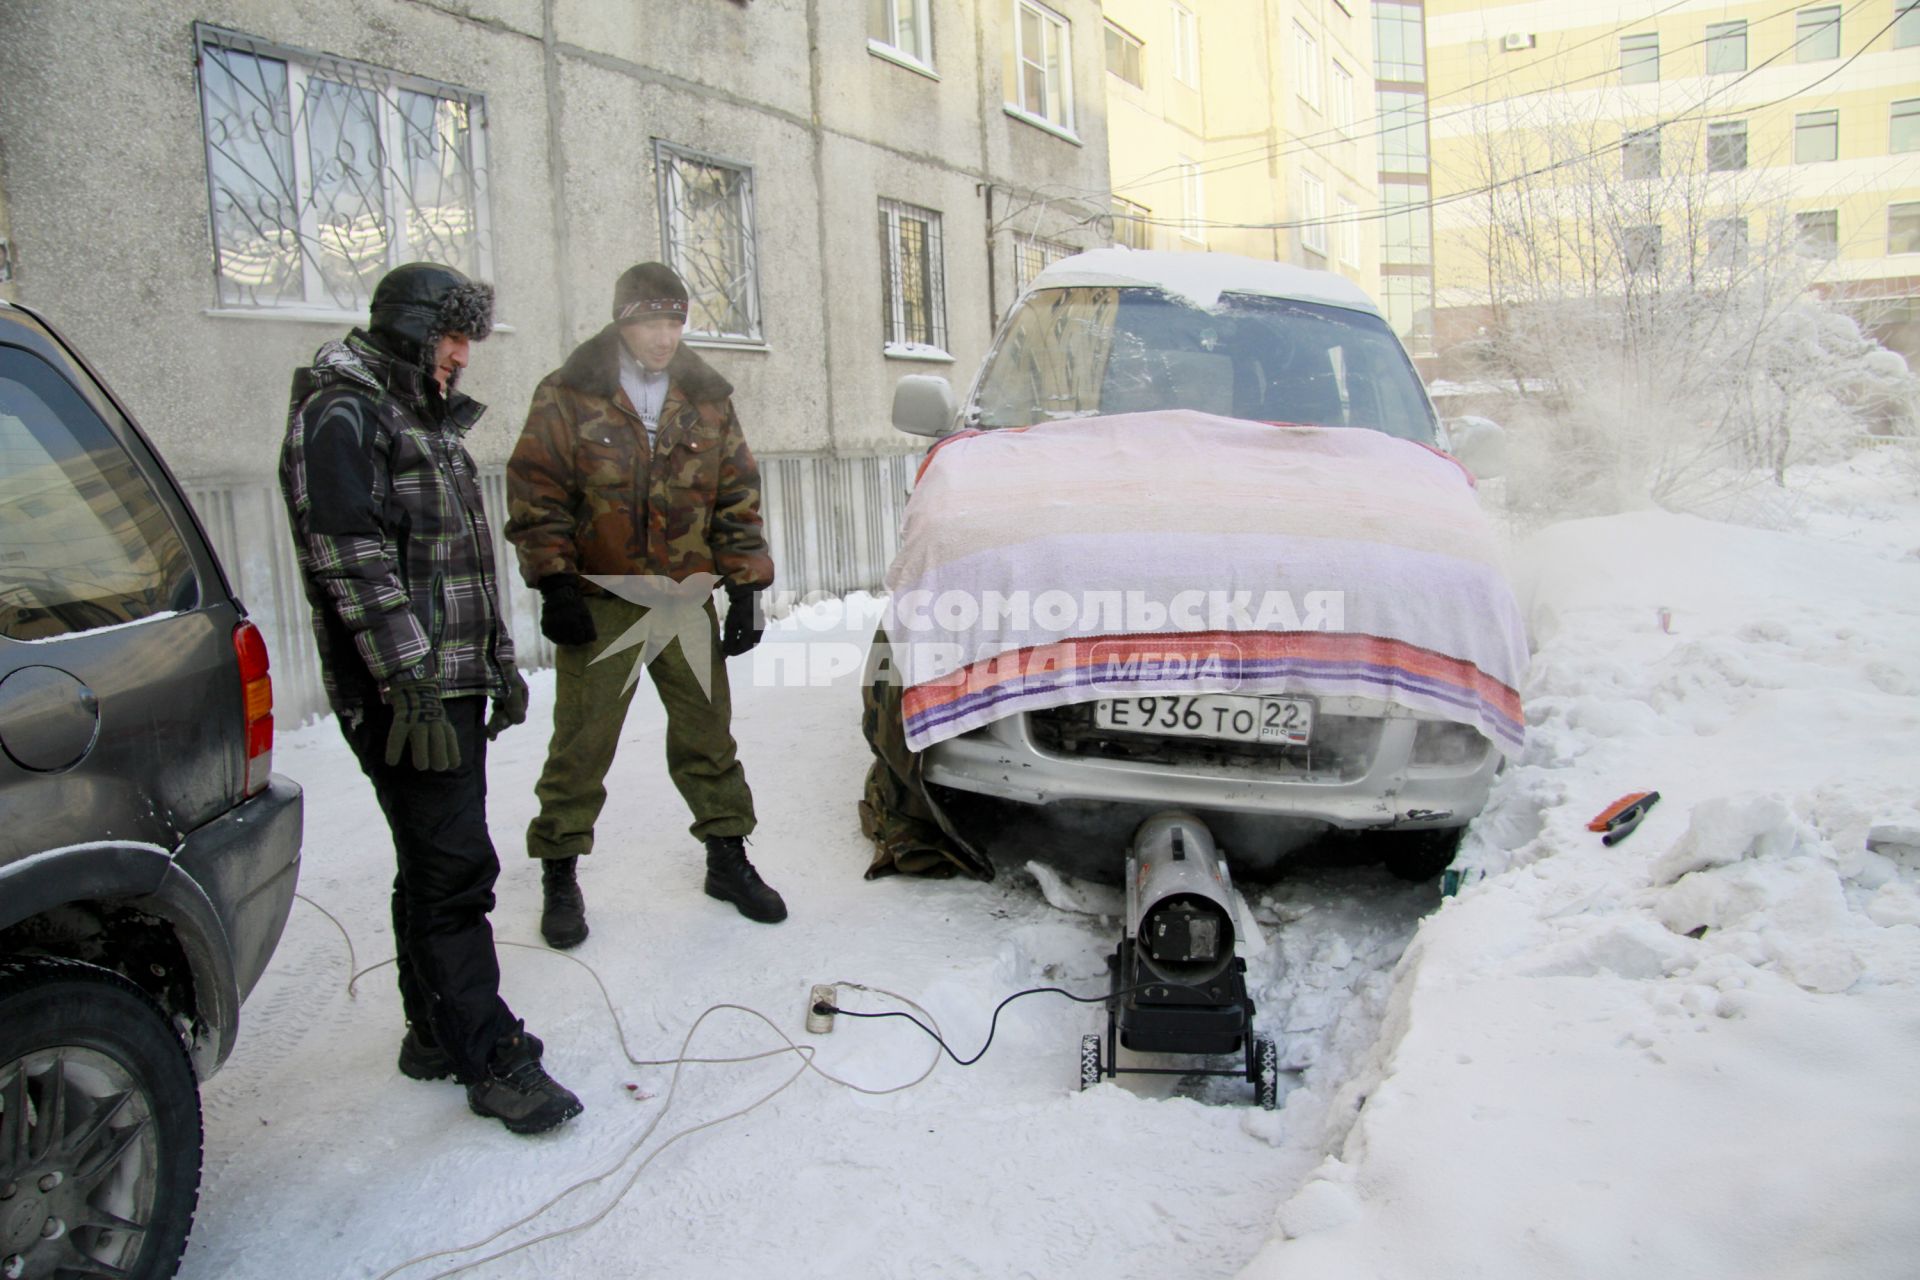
1078, 1034, 1103, 1091
1381, 828, 1463, 882
0, 957, 202, 1280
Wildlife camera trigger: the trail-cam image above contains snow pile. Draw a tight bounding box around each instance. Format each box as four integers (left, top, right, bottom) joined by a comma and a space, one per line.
184, 455, 1919, 1279
1240, 453, 1920, 1278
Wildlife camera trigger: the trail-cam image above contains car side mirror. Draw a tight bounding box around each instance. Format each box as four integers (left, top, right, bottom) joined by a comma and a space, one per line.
892, 375, 957, 438
1445, 417, 1508, 480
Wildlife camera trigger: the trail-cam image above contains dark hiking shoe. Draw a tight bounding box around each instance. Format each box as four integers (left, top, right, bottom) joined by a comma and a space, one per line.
401, 1025, 542, 1082
704, 836, 788, 923
541, 855, 588, 949
467, 1026, 581, 1135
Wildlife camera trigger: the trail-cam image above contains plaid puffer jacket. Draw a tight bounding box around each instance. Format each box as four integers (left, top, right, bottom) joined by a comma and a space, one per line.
280, 331, 515, 717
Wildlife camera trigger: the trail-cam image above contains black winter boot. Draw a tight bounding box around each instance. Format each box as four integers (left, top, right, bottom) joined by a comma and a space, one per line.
466, 1023, 583, 1135
400, 1024, 542, 1082
703, 836, 787, 923
540, 855, 588, 949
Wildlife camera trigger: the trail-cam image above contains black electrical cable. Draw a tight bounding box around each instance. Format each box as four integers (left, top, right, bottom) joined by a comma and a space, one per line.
819, 978, 1218, 1068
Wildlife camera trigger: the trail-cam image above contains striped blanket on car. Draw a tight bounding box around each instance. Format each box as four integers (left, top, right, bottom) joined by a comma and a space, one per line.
883, 410, 1528, 755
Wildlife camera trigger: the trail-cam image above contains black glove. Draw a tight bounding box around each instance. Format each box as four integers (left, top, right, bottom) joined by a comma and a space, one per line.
383, 678, 461, 771
720, 583, 765, 658
538, 574, 597, 647
485, 664, 529, 740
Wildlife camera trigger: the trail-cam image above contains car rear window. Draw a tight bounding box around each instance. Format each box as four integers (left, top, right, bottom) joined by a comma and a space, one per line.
0, 347, 199, 641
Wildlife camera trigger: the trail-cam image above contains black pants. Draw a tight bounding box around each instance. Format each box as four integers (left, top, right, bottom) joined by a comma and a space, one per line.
341, 693, 514, 1083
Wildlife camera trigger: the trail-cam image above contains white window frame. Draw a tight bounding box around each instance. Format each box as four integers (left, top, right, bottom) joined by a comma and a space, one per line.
1179, 156, 1205, 244
1104, 20, 1145, 89
1794, 209, 1840, 258
1621, 127, 1661, 180
1707, 119, 1748, 172
1171, 3, 1199, 87
1900, 0, 1920, 49
1336, 195, 1360, 268
1892, 203, 1920, 255
1010, 0, 1077, 137
193, 23, 495, 318
654, 140, 763, 345
870, 0, 935, 74
879, 197, 949, 356
1301, 173, 1327, 256
1293, 23, 1320, 109
1331, 61, 1354, 135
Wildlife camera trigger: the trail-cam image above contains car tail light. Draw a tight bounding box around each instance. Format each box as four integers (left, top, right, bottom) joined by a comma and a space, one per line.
234, 621, 274, 797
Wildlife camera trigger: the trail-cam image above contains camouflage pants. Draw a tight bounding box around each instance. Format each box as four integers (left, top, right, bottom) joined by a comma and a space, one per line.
859, 627, 992, 880
528, 594, 754, 859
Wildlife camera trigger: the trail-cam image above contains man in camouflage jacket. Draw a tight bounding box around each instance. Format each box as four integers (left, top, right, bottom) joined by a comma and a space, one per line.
281, 261, 581, 1135
505, 263, 785, 946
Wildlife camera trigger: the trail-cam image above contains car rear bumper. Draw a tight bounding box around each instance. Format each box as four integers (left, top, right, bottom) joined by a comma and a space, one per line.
170, 774, 303, 1063
921, 697, 1500, 830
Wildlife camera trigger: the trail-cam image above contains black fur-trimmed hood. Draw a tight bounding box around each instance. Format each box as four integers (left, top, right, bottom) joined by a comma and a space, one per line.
554, 325, 733, 405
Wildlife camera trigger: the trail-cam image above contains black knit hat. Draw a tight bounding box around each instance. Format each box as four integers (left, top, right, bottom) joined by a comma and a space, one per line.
369, 262, 495, 355
613, 262, 689, 323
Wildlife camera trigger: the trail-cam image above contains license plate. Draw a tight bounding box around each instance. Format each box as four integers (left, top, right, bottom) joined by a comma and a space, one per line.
1093, 694, 1313, 745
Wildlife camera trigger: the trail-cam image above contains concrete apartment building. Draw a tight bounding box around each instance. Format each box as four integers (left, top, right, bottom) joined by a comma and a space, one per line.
1098, 0, 1382, 297
1421, 0, 1920, 362
0, 0, 1111, 718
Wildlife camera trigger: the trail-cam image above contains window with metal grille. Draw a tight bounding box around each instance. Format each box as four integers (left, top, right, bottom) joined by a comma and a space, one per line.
879, 198, 947, 352
655, 142, 761, 342
194, 23, 493, 313
1620, 32, 1659, 84
1795, 110, 1838, 163
1893, 99, 1920, 153
1893, 203, 1920, 255
1110, 196, 1151, 249
1011, 0, 1075, 133
870, 0, 933, 68
1622, 128, 1660, 179
1104, 20, 1144, 88
1705, 20, 1747, 72
1794, 209, 1839, 258
1707, 120, 1748, 171
1795, 6, 1840, 61
1013, 236, 1075, 293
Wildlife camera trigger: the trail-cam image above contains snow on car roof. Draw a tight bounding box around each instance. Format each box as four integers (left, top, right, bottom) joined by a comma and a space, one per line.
1029, 248, 1383, 317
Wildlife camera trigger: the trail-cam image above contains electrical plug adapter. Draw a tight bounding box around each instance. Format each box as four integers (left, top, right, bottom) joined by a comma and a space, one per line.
806, 984, 836, 1034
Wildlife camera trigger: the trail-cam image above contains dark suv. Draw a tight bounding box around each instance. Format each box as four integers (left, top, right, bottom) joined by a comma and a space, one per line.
0, 299, 303, 1278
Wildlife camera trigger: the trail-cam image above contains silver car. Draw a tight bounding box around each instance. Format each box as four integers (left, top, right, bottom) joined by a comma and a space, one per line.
888, 251, 1511, 882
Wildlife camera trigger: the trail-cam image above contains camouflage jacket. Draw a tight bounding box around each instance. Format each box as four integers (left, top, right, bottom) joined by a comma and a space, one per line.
504, 327, 774, 590
280, 331, 515, 717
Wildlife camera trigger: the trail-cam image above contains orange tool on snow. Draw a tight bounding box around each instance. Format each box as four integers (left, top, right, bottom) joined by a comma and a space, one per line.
1587, 791, 1661, 846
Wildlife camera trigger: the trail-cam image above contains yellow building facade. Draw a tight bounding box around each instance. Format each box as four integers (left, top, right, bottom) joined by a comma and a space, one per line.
1422, 0, 1920, 358
1098, 0, 1383, 301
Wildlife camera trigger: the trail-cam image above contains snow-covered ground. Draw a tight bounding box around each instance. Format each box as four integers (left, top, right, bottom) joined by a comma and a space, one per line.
184, 451, 1920, 1279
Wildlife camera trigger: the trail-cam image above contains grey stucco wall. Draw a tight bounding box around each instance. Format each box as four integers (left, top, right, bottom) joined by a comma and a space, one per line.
0, 0, 1110, 471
